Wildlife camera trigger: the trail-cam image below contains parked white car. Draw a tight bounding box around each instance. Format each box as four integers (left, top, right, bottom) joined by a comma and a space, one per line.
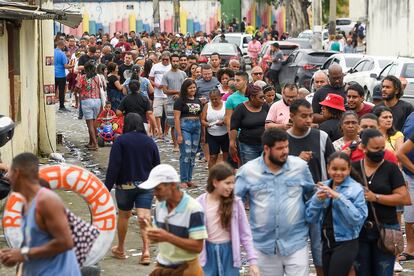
212, 33, 253, 64
344, 56, 394, 101
321, 53, 364, 73
335, 18, 356, 35
371, 57, 414, 105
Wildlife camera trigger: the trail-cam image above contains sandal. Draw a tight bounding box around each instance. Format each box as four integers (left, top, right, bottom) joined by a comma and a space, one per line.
87, 146, 98, 151
180, 182, 188, 189
398, 252, 414, 261
111, 246, 127, 259
139, 254, 151, 266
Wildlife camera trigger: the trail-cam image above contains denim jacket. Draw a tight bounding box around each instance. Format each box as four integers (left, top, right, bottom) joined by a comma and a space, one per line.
235, 155, 315, 256
196, 194, 258, 267
306, 176, 368, 241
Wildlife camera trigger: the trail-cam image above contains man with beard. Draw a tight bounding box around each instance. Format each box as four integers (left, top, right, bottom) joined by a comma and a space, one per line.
209, 52, 221, 77
161, 54, 187, 151
235, 128, 315, 276
312, 64, 346, 123
118, 52, 134, 84
179, 54, 188, 72
373, 75, 414, 131
195, 64, 220, 102
287, 99, 335, 276
265, 83, 298, 130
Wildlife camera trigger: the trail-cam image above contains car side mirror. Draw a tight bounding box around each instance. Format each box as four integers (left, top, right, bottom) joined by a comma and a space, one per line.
348, 68, 353, 73
370, 73, 377, 79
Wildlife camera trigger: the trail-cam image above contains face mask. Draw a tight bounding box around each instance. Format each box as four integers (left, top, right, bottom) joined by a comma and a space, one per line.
366, 150, 385, 163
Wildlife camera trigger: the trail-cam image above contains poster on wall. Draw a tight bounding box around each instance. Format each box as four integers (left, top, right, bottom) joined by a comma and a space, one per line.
43, 84, 55, 94
45, 56, 54, 66
45, 95, 55, 105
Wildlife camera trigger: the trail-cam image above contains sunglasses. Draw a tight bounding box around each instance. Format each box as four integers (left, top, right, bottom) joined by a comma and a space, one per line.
252, 72, 263, 75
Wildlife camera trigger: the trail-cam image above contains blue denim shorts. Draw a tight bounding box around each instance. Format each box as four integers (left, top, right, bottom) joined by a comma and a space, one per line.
115, 187, 153, 211
202, 241, 239, 276
81, 98, 101, 120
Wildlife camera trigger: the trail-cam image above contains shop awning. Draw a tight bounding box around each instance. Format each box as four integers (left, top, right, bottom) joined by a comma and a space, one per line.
0, 1, 82, 28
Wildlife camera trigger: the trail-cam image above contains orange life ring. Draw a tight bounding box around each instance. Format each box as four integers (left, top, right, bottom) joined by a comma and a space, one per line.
2, 164, 117, 266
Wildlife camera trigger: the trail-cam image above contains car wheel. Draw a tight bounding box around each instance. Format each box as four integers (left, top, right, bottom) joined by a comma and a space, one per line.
97, 136, 105, 147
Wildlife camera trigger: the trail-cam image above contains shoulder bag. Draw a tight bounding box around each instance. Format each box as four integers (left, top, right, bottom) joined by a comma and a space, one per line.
360, 160, 404, 255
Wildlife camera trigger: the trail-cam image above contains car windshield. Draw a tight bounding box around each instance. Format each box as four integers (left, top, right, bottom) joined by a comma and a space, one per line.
337, 19, 352, 25
402, 63, 414, 78
379, 59, 393, 69
345, 57, 362, 67
202, 43, 236, 55
281, 48, 298, 56
307, 53, 334, 64
213, 36, 240, 46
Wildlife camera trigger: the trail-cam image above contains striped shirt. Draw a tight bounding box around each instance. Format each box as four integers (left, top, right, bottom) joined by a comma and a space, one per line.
154, 192, 207, 266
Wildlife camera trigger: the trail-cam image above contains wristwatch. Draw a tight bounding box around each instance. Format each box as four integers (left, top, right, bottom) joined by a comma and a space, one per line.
375, 194, 380, 202
20, 247, 30, 261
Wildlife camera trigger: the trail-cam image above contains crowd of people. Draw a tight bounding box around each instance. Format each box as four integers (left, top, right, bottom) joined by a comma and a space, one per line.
0, 24, 413, 276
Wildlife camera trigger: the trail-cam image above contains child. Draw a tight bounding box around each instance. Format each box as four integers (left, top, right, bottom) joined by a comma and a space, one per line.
96, 101, 116, 127
197, 162, 259, 276
263, 84, 278, 105
306, 152, 368, 276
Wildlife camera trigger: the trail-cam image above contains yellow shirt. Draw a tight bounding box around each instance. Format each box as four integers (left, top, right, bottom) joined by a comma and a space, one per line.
245, 25, 255, 34
386, 131, 404, 153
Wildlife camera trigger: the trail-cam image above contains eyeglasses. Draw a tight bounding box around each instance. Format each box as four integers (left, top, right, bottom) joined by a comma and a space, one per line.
252, 72, 263, 75
162, 58, 169, 61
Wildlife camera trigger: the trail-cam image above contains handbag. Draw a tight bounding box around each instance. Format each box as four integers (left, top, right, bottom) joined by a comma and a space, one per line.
360, 160, 404, 255
66, 209, 100, 267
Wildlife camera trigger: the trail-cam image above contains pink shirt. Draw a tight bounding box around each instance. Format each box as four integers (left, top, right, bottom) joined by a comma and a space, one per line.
247, 40, 262, 58
265, 99, 290, 125
205, 196, 231, 243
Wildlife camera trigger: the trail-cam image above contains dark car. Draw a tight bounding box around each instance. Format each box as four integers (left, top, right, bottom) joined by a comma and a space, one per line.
198, 43, 246, 70
278, 49, 336, 89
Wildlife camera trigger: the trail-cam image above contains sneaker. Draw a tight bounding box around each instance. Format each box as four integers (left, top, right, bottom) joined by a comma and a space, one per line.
59, 107, 70, 112
394, 261, 403, 272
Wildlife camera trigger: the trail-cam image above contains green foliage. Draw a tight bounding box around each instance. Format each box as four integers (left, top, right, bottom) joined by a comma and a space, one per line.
322, 0, 349, 23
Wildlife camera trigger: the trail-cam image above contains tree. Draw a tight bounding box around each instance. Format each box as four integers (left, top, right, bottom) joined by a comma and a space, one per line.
284, 0, 312, 36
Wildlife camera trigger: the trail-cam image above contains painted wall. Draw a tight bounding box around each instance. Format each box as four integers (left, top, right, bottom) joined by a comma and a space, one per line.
53, 1, 221, 35
364, 0, 413, 57
349, 0, 367, 21
0, 5, 56, 164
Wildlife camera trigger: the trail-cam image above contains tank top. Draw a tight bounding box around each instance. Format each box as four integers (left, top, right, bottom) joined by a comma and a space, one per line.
22, 188, 81, 276
206, 102, 227, 136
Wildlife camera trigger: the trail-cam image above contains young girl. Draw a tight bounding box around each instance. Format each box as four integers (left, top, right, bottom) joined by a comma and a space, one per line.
306, 152, 368, 276
197, 162, 259, 276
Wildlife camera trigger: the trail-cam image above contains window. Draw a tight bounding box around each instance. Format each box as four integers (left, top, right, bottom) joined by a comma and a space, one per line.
7, 21, 21, 122
362, 61, 374, 71
353, 60, 366, 72
401, 63, 414, 78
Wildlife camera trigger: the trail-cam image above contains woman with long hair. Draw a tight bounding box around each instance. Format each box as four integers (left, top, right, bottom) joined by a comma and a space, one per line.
333, 111, 360, 151
106, 62, 124, 111
188, 63, 199, 81
217, 68, 235, 96
374, 106, 404, 154
197, 162, 259, 276
105, 113, 160, 265
74, 60, 104, 150
201, 89, 229, 169
306, 152, 367, 276
173, 79, 202, 188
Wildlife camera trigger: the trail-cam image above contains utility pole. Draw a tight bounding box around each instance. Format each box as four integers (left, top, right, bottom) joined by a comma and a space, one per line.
173, 0, 180, 33
312, 0, 322, 27
328, 0, 336, 35
153, 0, 160, 34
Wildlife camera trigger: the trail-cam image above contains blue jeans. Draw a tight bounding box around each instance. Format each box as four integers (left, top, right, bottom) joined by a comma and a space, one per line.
179, 119, 201, 182
202, 241, 239, 276
238, 142, 263, 165
355, 223, 399, 276
108, 88, 124, 111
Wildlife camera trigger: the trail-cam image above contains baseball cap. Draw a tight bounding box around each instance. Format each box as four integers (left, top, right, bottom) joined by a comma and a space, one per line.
140, 164, 180, 189
319, 93, 346, 111
372, 84, 382, 100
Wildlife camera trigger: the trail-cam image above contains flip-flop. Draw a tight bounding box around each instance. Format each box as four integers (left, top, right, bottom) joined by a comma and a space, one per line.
111, 246, 127, 259
139, 254, 151, 266
398, 252, 414, 261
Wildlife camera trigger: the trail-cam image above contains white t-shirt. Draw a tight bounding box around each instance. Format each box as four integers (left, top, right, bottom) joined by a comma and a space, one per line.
110, 37, 119, 47
149, 63, 171, 98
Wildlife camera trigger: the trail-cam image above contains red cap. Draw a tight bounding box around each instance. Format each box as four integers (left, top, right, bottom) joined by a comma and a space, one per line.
319, 93, 346, 111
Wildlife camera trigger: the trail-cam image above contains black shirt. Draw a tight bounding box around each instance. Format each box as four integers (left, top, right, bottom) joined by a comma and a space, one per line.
231, 103, 269, 145
107, 75, 120, 91
78, 54, 97, 67
288, 128, 335, 183
352, 160, 405, 224
118, 93, 151, 122
312, 85, 346, 114
101, 53, 114, 64
319, 119, 342, 142
118, 63, 133, 84
374, 100, 414, 131
173, 98, 202, 118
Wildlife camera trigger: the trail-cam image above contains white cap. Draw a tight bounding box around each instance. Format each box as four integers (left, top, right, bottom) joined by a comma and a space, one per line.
140, 164, 180, 189
155, 42, 161, 48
